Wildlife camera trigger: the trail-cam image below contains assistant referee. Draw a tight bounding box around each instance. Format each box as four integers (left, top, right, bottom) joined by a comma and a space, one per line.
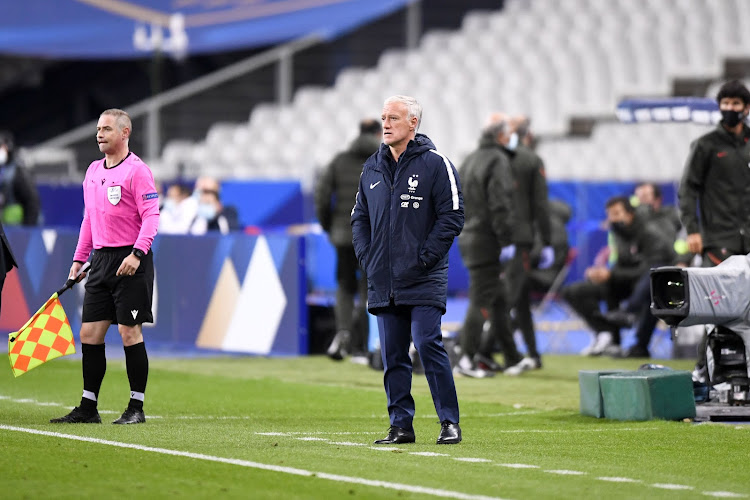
51, 109, 159, 425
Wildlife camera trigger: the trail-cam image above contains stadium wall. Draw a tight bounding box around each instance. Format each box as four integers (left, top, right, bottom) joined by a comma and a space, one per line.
0, 228, 307, 356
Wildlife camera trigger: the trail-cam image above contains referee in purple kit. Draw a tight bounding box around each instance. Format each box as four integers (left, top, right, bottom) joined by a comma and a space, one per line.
51, 109, 159, 425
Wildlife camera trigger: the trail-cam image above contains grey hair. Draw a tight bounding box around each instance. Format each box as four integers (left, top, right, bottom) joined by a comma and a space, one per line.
384, 95, 423, 131
101, 108, 132, 133
483, 120, 506, 137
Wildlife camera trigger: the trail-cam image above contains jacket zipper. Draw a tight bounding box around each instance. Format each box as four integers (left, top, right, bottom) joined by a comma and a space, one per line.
388, 169, 395, 301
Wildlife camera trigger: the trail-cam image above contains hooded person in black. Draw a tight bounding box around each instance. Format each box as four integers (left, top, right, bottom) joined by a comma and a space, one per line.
315, 119, 381, 360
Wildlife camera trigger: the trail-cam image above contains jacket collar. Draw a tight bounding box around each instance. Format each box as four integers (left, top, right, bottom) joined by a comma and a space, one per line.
715, 122, 750, 146
371, 133, 436, 172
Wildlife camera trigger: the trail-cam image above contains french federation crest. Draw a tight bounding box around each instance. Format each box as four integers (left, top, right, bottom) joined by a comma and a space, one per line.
108, 185, 122, 205
408, 175, 419, 193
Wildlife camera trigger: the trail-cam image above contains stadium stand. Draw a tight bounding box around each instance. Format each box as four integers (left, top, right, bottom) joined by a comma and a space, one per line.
152, 0, 747, 186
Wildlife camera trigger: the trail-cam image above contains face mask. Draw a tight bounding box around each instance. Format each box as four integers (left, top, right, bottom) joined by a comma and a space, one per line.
506, 132, 519, 151
163, 199, 177, 212
721, 109, 746, 128
197, 202, 217, 221
0, 148, 7, 165
610, 221, 632, 237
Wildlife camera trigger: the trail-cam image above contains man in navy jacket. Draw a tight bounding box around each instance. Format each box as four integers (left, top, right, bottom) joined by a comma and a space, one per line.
352, 95, 464, 445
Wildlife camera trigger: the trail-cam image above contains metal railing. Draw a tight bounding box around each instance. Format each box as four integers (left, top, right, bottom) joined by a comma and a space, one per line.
36, 33, 324, 160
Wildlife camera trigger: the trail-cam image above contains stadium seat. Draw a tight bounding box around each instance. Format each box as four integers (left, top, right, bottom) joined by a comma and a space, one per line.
164, 0, 747, 182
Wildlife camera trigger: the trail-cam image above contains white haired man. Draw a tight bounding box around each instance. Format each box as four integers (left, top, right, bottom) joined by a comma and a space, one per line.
352, 95, 464, 445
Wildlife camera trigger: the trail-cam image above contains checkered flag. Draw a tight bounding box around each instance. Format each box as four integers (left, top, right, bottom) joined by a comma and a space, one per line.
7, 262, 89, 377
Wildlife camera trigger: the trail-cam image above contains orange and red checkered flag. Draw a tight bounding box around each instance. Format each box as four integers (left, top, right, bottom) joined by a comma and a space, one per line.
7, 262, 89, 377
8, 292, 75, 377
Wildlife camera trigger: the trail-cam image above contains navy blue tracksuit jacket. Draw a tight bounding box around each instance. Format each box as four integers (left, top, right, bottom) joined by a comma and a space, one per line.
351, 134, 464, 312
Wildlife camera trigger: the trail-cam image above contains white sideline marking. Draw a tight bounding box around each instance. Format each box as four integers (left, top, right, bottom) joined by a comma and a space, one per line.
496, 464, 540, 469
255, 431, 379, 436
485, 411, 543, 417
296, 437, 329, 442
329, 441, 367, 447
0, 425, 509, 500
703, 492, 748, 498
369, 447, 401, 451
411, 452, 449, 457
415, 410, 544, 418
495, 427, 658, 434
596, 477, 640, 483
652, 484, 694, 490
544, 470, 586, 476
171, 416, 251, 420
454, 458, 493, 463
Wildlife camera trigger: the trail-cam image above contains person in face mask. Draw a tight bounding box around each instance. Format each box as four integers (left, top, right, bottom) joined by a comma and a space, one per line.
158, 183, 195, 235
0, 131, 41, 226
189, 189, 238, 235
502, 115, 554, 376
456, 113, 520, 377
561, 196, 674, 357
679, 79, 750, 265
678, 79, 750, 379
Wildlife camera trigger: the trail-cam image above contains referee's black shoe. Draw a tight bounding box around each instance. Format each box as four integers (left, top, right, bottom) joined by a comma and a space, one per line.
113, 407, 146, 425
373, 426, 415, 445
50, 406, 101, 424
436, 421, 461, 445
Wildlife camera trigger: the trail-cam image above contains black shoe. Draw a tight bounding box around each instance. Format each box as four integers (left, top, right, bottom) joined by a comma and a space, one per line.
436, 421, 461, 445
473, 353, 503, 372
50, 406, 101, 424
624, 345, 650, 358
373, 426, 415, 445
603, 310, 636, 328
112, 407, 146, 425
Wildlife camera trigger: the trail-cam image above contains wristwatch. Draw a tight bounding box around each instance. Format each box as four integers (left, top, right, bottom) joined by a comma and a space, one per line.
131, 248, 146, 260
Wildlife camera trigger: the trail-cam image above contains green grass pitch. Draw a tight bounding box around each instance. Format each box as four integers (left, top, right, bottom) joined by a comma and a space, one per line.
1, 354, 749, 499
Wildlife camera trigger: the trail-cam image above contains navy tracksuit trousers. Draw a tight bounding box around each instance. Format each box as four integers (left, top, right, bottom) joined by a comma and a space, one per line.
377, 304, 459, 430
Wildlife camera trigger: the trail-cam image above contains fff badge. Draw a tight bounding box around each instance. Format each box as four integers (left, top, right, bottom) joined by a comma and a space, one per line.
107, 186, 122, 205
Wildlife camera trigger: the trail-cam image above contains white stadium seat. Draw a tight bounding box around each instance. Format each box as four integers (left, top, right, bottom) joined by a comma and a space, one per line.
161, 0, 749, 181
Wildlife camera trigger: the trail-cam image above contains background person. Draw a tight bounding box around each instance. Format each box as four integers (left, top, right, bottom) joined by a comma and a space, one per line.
159, 183, 195, 235
0, 131, 40, 226
189, 188, 239, 235
455, 113, 517, 377
678, 79, 750, 379
561, 196, 673, 357
314, 118, 381, 361
0, 218, 17, 315
503, 115, 554, 376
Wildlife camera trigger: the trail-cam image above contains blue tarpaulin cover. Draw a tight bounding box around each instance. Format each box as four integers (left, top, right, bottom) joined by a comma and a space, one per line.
1, 0, 411, 59
617, 97, 720, 125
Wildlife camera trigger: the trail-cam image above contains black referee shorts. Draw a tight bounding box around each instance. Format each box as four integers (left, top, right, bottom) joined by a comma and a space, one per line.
82, 246, 154, 326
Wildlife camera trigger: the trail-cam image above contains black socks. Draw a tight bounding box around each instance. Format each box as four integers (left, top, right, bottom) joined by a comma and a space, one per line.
80, 343, 106, 411
124, 342, 149, 410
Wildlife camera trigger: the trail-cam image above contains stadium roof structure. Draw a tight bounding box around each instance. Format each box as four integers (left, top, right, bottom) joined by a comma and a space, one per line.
0, 0, 412, 59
